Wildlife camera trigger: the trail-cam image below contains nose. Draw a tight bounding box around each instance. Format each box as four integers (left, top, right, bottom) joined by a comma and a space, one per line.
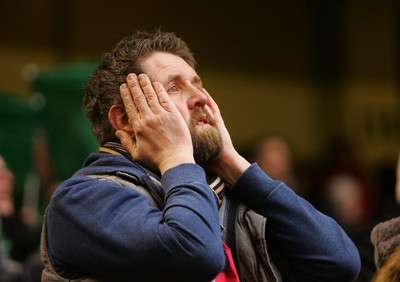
187, 86, 208, 109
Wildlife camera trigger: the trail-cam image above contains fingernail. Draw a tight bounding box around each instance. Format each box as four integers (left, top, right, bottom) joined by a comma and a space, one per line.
138, 74, 145, 81
120, 83, 127, 89
127, 73, 136, 81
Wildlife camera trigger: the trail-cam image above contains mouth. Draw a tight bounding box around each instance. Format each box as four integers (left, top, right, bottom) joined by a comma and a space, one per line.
196, 115, 210, 126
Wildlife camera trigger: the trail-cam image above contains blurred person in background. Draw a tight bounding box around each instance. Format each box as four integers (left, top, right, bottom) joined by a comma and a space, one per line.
0, 153, 43, 282
0, 155, 23, 282
313, 137, 376, 237
0, 89, 45, 278
0, 156, 15, 218
310, 136, 377, 281
248, 133, 300, 193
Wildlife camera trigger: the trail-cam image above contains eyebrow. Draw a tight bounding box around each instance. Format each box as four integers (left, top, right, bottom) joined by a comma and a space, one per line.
165, 74, 203, 87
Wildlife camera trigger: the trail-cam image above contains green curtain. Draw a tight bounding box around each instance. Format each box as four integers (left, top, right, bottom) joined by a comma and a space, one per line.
32, 61, 99, 182
0, 90, 37, 210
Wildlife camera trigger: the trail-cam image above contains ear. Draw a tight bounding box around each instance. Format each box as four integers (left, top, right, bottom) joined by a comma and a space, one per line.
108, 105, 134, 134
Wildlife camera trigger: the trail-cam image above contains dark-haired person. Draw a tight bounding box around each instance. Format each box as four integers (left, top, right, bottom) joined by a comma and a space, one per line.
41, 30, 361, 282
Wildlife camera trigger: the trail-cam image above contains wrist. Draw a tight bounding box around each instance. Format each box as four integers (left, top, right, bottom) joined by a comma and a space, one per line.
159, 154, 195, 175
214, 152, 250, 186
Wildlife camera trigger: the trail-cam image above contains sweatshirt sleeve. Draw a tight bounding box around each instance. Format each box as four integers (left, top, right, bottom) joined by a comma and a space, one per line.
232, 163, 361, 282
46, 163, 225, 281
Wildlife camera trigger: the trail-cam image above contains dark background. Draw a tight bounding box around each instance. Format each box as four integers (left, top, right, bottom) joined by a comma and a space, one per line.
0, 1, 399, 281
1, 0, 399, 188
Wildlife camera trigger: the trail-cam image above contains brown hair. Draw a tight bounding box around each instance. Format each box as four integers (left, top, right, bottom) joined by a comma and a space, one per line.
84, 29, 196, 144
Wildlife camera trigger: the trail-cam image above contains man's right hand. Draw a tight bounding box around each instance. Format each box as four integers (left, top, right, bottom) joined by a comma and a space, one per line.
202, 89, 251, 186
116, 73, 195, 174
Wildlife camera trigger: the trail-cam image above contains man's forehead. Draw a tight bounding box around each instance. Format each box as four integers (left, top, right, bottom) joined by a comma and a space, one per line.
140, 52, 197, 81
140, 52, 187, 69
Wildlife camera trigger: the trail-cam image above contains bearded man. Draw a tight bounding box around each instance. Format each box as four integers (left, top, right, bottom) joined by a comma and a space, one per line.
41, 30, 360, 282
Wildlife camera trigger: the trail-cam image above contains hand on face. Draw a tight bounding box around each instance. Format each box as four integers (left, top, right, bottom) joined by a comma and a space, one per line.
203, 89, 251, 185
117, 73, 195, 174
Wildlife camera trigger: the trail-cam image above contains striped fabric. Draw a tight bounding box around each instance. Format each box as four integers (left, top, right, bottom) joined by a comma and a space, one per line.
100, 142, 237, 281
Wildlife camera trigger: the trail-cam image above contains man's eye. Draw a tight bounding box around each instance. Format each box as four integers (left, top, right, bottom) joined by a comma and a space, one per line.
169, 86, 178, 92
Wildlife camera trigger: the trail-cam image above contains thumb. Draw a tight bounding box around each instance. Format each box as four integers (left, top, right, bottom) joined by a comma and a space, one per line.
116, 130, 136, 155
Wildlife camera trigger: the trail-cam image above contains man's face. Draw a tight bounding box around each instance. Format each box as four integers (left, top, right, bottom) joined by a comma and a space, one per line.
140, 51, 222, 166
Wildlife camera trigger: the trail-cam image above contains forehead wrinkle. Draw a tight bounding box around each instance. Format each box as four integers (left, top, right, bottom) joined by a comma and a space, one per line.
165, 73, 203, 86
140, 52, 202, 86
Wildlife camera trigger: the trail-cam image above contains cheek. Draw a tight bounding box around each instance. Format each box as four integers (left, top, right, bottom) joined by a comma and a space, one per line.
173, 103, 191, 124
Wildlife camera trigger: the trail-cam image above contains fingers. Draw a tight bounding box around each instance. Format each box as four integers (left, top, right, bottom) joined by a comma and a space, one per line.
123, 73, 151, 117
121, 73, 177, 120
153, 82, 178, 113
202, 88, 220, 115
125, 73, 166, 114
136, 75, 162, 111
120, 83, 139, 118
115, 130, 136, 154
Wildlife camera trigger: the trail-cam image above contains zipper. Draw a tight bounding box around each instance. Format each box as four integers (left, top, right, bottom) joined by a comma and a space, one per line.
142, 175, 165, 209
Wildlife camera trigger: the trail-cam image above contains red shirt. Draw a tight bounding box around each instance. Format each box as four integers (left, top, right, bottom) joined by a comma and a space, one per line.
215, 243, 240, 282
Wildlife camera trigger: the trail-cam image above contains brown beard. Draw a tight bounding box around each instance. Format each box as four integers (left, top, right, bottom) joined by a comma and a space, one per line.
189, 107, 223, 168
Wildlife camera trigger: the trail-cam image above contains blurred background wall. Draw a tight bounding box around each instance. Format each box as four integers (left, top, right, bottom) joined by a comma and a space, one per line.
1, 0, 398, 168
